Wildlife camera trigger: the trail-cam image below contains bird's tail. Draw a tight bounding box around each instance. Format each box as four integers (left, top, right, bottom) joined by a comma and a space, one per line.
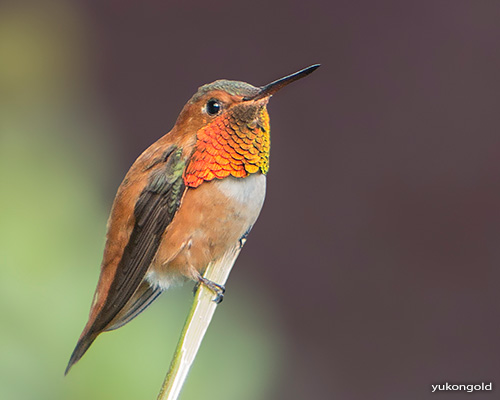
64, 331, 98, 375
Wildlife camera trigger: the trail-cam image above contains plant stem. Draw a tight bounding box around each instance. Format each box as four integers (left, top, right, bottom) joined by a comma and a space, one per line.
157, 245, 242, 400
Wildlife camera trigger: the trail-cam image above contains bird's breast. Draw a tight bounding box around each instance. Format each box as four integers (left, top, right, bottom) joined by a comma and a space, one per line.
214, 173, 266, 212
148, 173, 266, 289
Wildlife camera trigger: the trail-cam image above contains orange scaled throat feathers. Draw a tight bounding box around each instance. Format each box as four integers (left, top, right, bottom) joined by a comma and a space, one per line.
184, 100, 270, 188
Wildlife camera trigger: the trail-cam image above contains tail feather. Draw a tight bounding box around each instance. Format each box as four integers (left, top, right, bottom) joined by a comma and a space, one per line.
65, 281, 163, 375
65, 332, 98, 375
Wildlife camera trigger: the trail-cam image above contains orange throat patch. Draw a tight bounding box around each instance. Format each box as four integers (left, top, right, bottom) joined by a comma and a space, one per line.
183, 109, 270, 188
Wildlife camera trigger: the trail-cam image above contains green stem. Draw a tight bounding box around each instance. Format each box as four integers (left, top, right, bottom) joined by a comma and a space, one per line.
156, 246, 242, 400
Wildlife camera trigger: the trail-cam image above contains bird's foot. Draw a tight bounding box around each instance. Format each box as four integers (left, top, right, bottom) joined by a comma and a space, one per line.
195, 277, 226, 304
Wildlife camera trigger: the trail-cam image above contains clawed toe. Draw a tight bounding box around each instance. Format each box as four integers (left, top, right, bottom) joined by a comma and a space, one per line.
197, 277, 226, 304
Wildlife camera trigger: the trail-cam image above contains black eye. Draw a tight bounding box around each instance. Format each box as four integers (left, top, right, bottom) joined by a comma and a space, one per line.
206, 99, 222, 116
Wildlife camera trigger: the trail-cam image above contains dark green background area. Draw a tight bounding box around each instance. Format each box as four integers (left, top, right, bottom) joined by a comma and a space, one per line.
1, 1, 499, 399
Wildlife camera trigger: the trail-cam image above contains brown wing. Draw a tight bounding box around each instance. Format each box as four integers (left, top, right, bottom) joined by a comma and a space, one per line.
104, 280, 163, 331
65, 146, 186, 374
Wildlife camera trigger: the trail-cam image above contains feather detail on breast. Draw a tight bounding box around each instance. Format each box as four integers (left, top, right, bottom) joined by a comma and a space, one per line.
147, 173, 266, 290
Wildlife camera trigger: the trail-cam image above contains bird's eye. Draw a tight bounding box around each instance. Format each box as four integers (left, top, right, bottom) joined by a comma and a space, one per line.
206, 99, 222, 116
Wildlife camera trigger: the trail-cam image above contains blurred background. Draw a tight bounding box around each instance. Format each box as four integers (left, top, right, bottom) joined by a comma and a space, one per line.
1, 1, 499, 399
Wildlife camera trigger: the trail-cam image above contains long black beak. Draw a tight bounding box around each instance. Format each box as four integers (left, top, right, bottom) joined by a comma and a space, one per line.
243, 64, 320, 101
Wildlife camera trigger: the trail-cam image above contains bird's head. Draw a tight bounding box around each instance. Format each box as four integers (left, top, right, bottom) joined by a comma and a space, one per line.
173, 65, 320, 187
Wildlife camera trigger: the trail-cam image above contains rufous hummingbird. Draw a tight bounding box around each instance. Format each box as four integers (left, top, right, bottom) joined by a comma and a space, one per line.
65, 64, 320, 374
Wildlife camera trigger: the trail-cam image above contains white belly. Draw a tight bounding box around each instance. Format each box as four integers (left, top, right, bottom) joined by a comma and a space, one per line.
215, 173, 267, 219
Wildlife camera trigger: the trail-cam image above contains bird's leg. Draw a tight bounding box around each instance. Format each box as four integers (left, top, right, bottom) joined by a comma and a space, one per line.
195, 276, 226, 304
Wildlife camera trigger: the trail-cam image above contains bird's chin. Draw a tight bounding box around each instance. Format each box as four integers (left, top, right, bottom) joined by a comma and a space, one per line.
253, 96, 270, 106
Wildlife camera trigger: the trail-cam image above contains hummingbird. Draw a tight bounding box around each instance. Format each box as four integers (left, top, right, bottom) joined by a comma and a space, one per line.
65, 64, 320, 375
